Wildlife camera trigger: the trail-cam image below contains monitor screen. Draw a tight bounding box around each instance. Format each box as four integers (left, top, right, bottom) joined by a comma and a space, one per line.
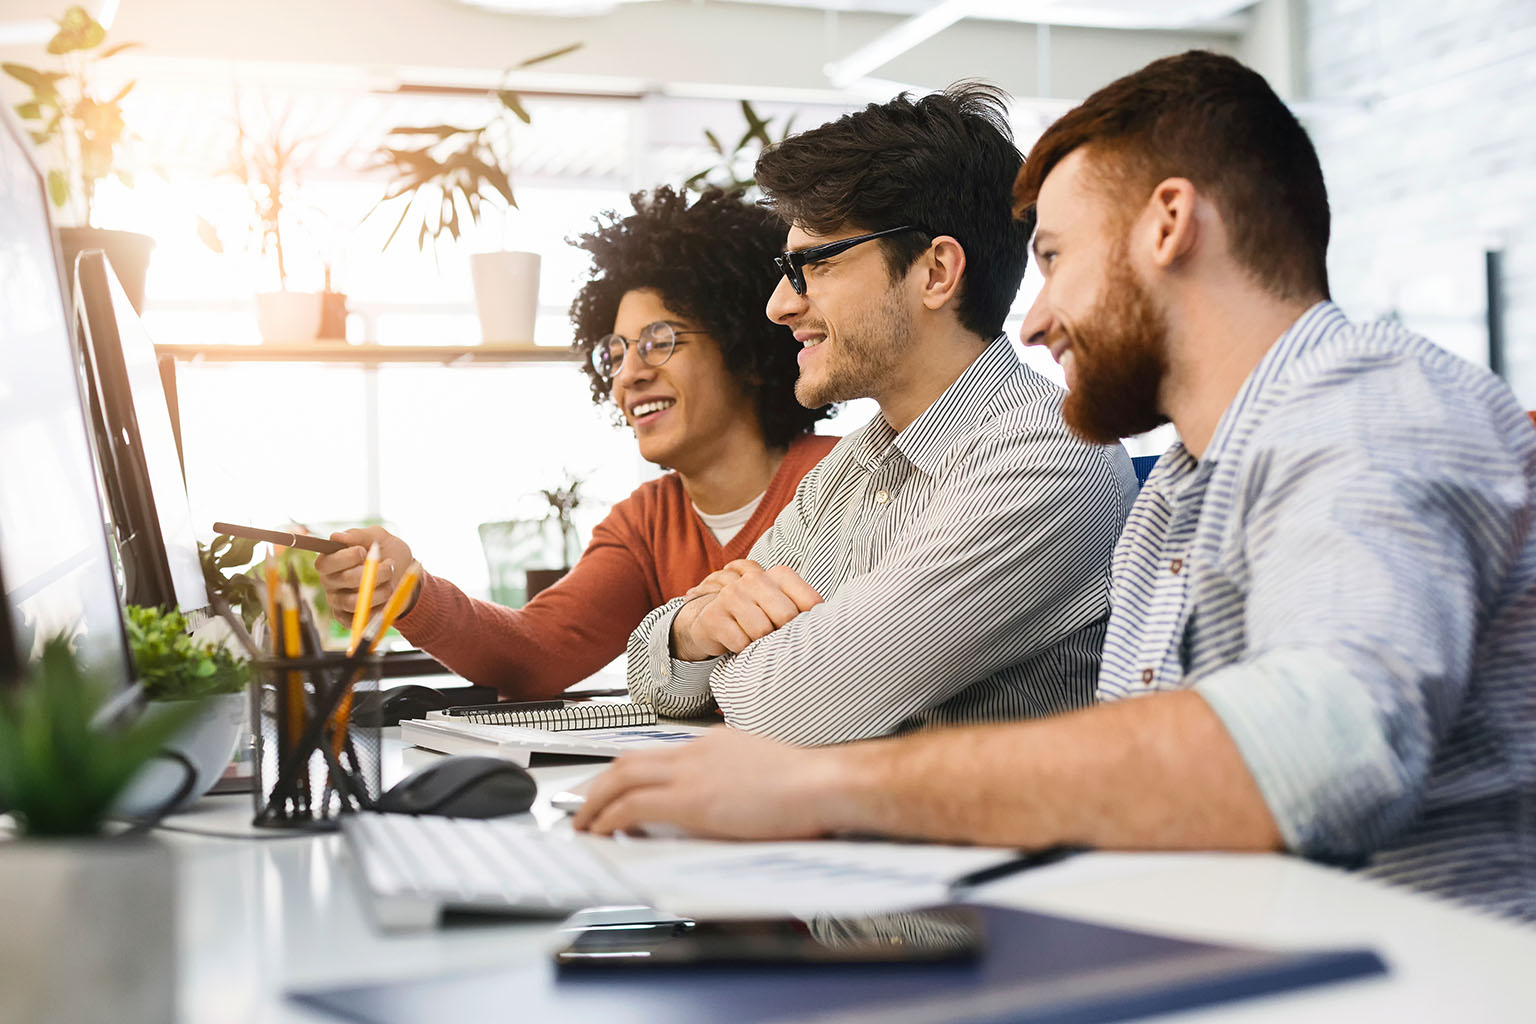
74, 250, 208, 615
0, 108, 133, 688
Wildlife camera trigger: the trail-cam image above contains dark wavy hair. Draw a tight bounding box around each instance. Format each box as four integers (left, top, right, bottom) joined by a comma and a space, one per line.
754, 82, 1030, 340
569, 186, 833, 448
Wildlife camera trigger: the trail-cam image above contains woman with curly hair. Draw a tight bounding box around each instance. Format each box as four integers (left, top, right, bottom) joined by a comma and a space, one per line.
315, 187, 837, 697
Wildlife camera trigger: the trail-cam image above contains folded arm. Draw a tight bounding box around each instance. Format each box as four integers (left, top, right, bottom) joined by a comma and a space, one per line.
701, 431, 1127, 745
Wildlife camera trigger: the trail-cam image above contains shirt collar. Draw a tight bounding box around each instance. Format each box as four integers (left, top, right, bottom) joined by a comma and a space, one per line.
1192, 300, 1347, 467
888, 335, 1019, 477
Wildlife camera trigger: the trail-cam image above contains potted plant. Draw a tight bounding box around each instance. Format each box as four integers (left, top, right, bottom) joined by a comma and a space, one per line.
2, 5, 154, 310
365, 43, 578, 344
0, 635, 191, 1023
685, 99, 798, 199
478, 472, 586, 606
112, 604, 253, 815
197, 106, 327, 341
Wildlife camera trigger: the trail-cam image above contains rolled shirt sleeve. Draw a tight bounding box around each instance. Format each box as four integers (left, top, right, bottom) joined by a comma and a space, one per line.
1191, 386, 1525, 862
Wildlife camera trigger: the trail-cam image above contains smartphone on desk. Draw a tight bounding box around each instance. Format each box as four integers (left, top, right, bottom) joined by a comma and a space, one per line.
553, 904, 984, 969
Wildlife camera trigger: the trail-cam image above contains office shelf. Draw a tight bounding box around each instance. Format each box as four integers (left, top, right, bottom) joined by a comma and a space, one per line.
154, 342, 581, 365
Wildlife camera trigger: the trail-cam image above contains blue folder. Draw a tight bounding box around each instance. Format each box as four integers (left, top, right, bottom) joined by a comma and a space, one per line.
291, 903, 1386, 1023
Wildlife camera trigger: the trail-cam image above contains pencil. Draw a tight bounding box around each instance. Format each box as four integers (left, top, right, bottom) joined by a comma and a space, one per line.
262, 552, 281, 656
281, 584, 305, 751
332, 542, 381, 757
366, 559, 422, 653
347, 542, 381, 657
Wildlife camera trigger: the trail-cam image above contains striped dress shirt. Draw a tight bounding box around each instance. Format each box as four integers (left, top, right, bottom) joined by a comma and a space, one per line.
1101, 302, 1536, 922
628, 337, 1138, 746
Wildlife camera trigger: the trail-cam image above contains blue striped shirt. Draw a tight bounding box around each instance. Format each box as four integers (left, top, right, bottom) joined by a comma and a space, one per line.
1100, 302, 1536, 922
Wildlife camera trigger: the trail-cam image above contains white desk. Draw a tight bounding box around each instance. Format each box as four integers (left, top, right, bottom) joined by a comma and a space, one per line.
162, 737, 1536, 1024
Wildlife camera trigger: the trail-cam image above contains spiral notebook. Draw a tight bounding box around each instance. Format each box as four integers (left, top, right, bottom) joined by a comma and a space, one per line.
400, 714, 708, 765
432, 701, 657, 731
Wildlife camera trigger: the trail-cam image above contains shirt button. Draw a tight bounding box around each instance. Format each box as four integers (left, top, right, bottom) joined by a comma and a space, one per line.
874, 489, 890, 505
1170, 558, 1183, 575
1141, 668, 1155, 685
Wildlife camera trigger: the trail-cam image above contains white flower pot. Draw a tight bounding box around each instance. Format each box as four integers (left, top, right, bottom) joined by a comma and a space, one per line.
0, 836, 176, 1023
470, 250, 541, 343
114, 692, 248, 816
255, 290, 324, 342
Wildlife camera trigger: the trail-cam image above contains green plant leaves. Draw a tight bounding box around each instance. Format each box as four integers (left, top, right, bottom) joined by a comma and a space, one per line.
368, 43, 577, 253
46, 168, 69, 208
11, 9, 139, 228
47, 6, 106, 55
125, 604, 250, 701
686, 100, 798, 197
515, 42, 582, 69
0, 635, 201, 836
497, 90, 532, 124
199, 535, 262, 629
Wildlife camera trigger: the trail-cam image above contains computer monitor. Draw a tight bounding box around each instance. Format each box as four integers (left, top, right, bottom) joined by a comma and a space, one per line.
73, 249, 209, 615
0, 107, 133, 689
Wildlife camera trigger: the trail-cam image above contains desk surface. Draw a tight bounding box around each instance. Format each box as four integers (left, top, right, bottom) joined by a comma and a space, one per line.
162, 738, 1536, 1024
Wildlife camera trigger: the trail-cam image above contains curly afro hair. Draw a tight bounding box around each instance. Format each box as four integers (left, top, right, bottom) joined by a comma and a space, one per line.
569, 186, 833, 449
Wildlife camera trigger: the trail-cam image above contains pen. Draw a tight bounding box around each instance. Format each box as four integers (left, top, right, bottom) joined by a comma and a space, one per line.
946, 845, 1087, 895
442, 700, 566, 716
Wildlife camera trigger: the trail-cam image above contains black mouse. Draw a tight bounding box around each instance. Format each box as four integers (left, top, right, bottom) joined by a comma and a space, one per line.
377, 684, 457, 725
374, 756, 537, 818
352, 683, 502, 727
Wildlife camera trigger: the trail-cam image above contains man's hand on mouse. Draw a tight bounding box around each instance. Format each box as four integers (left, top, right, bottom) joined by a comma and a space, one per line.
572, 727, 843, 840
315, 527, 417, 628
670, 560, 823, 661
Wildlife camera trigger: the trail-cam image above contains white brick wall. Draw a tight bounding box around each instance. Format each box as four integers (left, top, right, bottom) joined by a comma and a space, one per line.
1304, 0, 1536, 402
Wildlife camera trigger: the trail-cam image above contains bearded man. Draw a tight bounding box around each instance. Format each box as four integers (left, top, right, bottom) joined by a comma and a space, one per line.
581, 52, 1536, 926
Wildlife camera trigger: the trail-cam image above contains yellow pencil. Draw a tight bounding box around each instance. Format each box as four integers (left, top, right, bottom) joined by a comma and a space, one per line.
367, 560, 422, 653
262, 551, 281, 656
346, 542, 381, 657
332, 561, 421, 757
333, 542, 381, 756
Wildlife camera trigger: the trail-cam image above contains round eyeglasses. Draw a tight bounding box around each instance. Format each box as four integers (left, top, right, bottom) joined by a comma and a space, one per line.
591, 320, 709, 381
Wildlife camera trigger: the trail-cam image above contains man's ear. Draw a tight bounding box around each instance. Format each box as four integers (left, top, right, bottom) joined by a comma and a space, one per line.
1142, 177, 1199, 271
918, 235, 967, 311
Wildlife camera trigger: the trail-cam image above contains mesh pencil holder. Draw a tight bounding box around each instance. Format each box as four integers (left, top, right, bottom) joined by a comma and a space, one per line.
249, 651, 382, 829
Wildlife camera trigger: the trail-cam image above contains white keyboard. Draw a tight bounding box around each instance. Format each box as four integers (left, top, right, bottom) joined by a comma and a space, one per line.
342, 812, 648, 930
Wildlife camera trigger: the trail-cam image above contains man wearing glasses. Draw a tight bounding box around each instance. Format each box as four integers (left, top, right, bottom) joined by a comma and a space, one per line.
625, 84, 1138, 745
316, 187, 836, 698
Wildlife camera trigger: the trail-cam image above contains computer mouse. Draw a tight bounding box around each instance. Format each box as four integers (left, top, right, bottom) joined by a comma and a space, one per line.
377, 684, 457, 725
374, 756, 537, 818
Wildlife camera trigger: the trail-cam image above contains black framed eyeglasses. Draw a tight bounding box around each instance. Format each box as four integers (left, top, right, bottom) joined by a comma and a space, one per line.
773, 225, 929, 295
591, 320, 708, 381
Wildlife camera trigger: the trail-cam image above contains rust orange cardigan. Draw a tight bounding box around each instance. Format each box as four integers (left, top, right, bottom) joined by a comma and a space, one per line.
397, 433, 837, 697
